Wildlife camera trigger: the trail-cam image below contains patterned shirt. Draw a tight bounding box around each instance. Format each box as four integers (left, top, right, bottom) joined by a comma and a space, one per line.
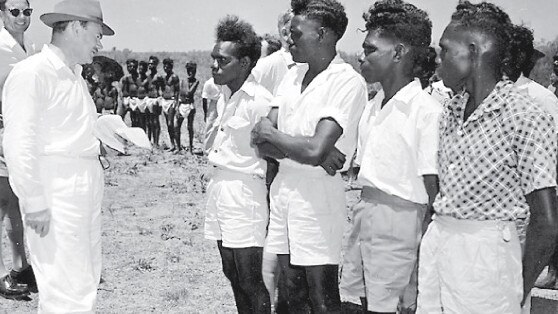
434, 80, 557, 221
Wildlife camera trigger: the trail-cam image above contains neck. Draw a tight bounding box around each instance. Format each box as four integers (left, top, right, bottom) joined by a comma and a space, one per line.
306, 48, 335, 76
227, 71, 250, 95
381, 74, 413, 106
7, 29, 25, 49
464, 71, 499, 118
51, 36, 79, 68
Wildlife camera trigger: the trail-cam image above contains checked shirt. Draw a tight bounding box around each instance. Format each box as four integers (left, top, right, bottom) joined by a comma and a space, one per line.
434, 80, 557, 221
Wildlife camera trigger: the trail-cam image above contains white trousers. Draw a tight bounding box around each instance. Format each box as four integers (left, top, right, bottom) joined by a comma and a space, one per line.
23, 156, 104, 314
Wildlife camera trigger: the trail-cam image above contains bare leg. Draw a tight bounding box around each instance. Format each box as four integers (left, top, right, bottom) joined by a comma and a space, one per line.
153, 109, 161, 147
187, 109, 196, 153
174, 114, 184, 151
164, 109, 176, 150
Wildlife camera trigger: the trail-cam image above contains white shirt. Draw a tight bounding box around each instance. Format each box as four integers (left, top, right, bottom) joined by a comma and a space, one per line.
0, 27, 35, 177
201, 77, 221, 100
0, 27, 35, 101
275, 54, 367, 173
2, 44, 100, 213
251, 48, 295, 96
516, 74, 558, 128
358, 80, 442, 204
425, 80, 453, 106
208, 75, 272, 177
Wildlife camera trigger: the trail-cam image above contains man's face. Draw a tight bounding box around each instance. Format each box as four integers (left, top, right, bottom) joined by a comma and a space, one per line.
288, 15, 321, 63
148, 60, 157, 72
438, 24, 472, 92
186, 67, 196, 78
163, 63, 173, 74
0, 0, 31, 34
138, 63, 147, 74
75, 22, 103, 65
126, 62, 137, 74
211, 41, 242, 86
359, 30, 397, 84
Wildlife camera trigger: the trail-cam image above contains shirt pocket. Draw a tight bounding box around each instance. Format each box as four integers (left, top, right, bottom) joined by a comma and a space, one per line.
225, 116, 252, 153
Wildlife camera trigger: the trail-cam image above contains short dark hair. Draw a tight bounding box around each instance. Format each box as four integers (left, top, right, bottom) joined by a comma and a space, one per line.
0, 0, 30, 11
52, 20, 88, 34
450, 1, 513, 78
364, 0, 433, 80
262, 33, 282, 55
291, 0, 348, 40
413, 47, 438, 88
148, 56, 159, 65
162, 58, 173, 66
139, 60, 148, 67
363, 0, 431, 48
505, 24, 535, 80
185, 62, 197, 69
126, 58, 138, 66
216, 15, 261, 67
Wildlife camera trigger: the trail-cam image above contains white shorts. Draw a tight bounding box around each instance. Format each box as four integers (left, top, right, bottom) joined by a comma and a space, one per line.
146, 98, 159, 114
417, 215, 523, 314
204, 168, 269, 248
161, 99, 175, 115
265, 166, 346, 266
136, 97, 148, 113
339, 187, 426, 312
129, 97, 139, 111
178, 103, 194, 118
122, 96, 131, 108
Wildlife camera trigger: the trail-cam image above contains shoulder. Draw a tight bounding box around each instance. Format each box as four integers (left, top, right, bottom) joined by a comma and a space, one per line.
504, 85, 552, 124
329, 62, 367, 90
414, 89, 444, 114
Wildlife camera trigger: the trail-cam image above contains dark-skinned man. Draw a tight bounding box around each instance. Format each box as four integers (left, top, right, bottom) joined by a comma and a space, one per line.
416, 2, 558, 313
251, 0, 367, 312
204, 15, 272, 314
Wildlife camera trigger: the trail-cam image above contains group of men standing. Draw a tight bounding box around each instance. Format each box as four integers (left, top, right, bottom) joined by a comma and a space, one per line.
97, 55, 201, 153
0, 0, 558, 313
203, 0, 558, 314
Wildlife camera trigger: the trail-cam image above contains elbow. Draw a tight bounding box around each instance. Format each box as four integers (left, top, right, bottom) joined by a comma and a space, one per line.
307, 149, 327, 166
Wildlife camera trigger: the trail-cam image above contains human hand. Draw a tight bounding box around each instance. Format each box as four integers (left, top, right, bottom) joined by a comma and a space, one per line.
251, 117, 275, 145
25, 209, 51, 237
320, 147, 345, 176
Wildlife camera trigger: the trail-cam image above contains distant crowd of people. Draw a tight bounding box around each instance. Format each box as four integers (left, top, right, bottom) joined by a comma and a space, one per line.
1, 0, 558, 313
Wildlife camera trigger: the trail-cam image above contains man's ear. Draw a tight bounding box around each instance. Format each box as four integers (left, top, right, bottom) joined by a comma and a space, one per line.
240, 56, 252, 69
394, 43, 409, 62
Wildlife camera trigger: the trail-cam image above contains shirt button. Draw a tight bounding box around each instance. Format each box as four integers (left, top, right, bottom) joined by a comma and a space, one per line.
448, 163, 456, 170
214, 149, 218, 153
457, 130, 463, 136
220, 127, 224, 131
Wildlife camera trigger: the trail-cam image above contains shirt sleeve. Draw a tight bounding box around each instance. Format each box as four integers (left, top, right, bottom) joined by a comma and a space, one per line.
318, 75, 367, 132
2, 67, 49, 214
416, 108, 441, 176
513, 109, 557, 195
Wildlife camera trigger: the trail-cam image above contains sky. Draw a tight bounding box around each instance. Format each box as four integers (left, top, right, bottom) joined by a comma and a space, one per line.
10, 0, 558, 54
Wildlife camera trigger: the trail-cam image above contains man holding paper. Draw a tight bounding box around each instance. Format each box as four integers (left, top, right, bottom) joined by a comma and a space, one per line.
1, 0, 114, 311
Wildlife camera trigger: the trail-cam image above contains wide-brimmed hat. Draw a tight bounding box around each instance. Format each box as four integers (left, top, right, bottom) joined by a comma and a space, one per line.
40, 0, 114, 36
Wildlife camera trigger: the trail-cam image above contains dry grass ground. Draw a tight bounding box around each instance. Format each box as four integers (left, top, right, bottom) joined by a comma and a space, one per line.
1, 110, 557, 313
